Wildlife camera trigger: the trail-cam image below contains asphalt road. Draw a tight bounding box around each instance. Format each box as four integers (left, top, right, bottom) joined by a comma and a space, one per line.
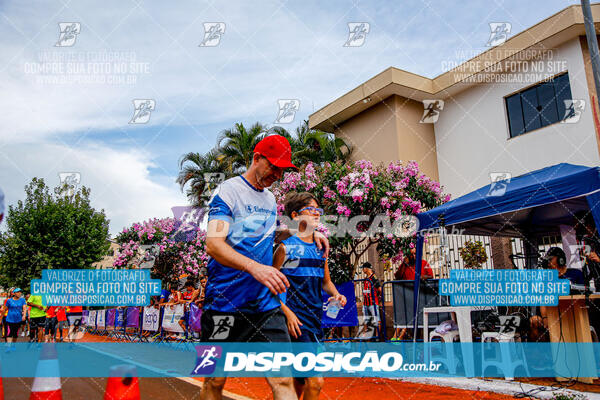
4, 377, 208, 399
1, 340, 245, 400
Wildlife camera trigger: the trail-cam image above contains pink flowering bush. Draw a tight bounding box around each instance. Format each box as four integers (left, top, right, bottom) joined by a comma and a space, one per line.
272, 160, 449, 282
113, 218, 208, 285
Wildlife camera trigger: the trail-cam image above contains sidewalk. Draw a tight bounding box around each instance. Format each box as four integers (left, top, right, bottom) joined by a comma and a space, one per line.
401, 377, 600, 400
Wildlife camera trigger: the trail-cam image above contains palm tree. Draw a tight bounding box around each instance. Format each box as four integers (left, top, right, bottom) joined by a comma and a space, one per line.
176, 149, 227, 207
217, 122, 266, 172
176, 121, 353, 206
287, 120, 353, 166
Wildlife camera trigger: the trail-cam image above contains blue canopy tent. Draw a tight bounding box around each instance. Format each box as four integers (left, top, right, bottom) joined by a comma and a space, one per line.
411, 163, 600, 339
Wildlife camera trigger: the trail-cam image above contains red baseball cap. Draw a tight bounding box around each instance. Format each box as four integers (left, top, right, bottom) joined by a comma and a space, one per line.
254, 135, 298, 170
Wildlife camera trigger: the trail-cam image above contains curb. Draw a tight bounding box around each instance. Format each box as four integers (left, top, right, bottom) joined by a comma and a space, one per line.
398, 377, 600, 399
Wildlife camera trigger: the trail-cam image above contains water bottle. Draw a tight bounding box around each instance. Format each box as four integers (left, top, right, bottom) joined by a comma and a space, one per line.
326, 299, 341, 319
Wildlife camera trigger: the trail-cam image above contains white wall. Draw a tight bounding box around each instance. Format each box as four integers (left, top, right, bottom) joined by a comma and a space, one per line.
434, 38, 600, 198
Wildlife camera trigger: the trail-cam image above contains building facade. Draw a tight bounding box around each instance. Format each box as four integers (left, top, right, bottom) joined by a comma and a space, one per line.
309, 5, 600, 198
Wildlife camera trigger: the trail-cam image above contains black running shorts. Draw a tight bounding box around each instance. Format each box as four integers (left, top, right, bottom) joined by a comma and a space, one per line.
201, 307, 290, 342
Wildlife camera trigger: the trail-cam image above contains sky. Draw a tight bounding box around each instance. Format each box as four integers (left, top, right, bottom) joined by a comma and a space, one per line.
0, 0, 582, 236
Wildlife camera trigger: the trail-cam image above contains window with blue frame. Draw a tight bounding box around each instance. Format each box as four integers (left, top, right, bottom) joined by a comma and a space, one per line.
505, 73, 572, 138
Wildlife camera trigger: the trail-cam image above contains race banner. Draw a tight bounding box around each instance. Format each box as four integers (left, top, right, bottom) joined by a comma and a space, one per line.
162, 304, 185, 332
96, 309, 106, 328
126, 307, 140, 328
116, 308, 125, 328
321, 281, 359, 327
142, 306, 161, 332
106, 308, 116, 328
189, 303, 202, 332
88, 310, 97, 329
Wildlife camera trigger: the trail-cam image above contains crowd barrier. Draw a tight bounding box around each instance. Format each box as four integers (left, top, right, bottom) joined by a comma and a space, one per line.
81, 279, 440, 344
321, 278, 382, 342
84, 304, 203, 343
380, 279, 451, 342
81, 279, 384, 343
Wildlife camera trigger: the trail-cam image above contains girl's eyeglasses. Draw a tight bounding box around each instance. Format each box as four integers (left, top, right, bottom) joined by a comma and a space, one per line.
298, 206, 323, 216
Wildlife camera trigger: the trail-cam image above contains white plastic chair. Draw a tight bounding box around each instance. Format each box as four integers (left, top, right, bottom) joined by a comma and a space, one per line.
481, 316, 529, 380
429, 329, 460, 374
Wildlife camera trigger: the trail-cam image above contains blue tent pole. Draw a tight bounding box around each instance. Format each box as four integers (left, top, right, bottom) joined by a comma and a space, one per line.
412, 234, 425, 341
585, 192, 600, 287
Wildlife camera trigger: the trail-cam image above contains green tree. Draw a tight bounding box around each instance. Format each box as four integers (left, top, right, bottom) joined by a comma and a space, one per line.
217, 122, 266, 172
176, 121, 353, 207
177, 122, 267, 207
285, 120, 353, 166
273, 160, 448, 282
176, 148, 230, 207
0, 178, 110, 290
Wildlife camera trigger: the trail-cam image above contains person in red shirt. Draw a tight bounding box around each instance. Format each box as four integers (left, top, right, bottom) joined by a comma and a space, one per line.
391, 247, 434, 341
394, 247, 434, 281
44, 306, 58, 342
178, 281, 199, 337
357, 262, 381, 338
55, 306, 67, 342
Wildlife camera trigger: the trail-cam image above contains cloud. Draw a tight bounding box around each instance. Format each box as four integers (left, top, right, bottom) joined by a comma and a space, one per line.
0, 0, 453, 144
1, 0, 578, 144
0, 0, 581, 237
0, 141, 184, 236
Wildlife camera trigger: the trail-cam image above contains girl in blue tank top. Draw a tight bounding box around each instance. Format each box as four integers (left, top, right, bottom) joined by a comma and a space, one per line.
273, 192, 347, 400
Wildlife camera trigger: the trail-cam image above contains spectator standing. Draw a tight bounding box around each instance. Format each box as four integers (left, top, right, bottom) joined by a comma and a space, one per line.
56, 306, 68, 342
44, 306, 58, 342
358, 262, 381, 337
395, 247, 433, 281
27, 294, 46, 343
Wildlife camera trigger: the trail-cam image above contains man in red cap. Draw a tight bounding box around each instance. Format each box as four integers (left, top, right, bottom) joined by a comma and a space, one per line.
201, 134, 329, 400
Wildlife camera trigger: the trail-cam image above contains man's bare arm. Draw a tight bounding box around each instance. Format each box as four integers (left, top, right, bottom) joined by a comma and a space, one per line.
275, 227, 330, 258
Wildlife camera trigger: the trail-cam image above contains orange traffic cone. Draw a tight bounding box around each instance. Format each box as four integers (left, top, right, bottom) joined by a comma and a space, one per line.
30, 343, 62, 400
104, 365, 140, 400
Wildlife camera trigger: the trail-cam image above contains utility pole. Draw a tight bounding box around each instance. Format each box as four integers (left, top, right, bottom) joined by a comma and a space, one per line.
582, 0, 600, 110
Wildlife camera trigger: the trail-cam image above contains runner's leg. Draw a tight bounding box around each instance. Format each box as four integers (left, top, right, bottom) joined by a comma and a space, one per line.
199, 310, 230, 399
252, 309, 295, 400
28, 322, 36, 342
38, 318, 45, 342
266, 377, 297, 400
201, 377, 227, 400
302, 377, 324, 400
6, 322, 19, 344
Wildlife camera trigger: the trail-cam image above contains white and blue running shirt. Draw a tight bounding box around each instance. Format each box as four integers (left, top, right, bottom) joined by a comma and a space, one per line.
204, 175, 280, 313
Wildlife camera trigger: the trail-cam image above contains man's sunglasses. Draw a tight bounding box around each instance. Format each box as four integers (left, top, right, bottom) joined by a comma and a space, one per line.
298, 206, 324, 216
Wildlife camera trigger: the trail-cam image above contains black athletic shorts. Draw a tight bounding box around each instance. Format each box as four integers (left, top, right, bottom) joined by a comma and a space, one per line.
6, 322, 21, 339
201, 307, 290, 342
45, 317, 58, 335
30, 316, 46, 330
